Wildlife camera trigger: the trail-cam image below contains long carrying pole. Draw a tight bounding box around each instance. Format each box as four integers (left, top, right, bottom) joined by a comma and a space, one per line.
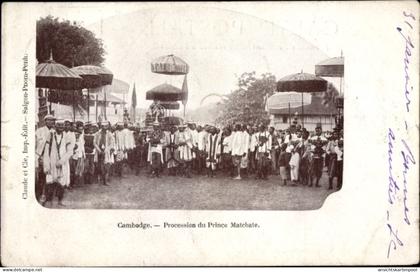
104, 87, 107, 121
87, 88, 90, 122
48, 89, 52, 114
72, 91, 76, 122
95, 94, 98, 122
301, 92, 304, 128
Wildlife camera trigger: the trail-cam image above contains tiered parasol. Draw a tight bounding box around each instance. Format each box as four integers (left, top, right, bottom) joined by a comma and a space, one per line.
150, 54, 189, 118
146, 83, 184, 101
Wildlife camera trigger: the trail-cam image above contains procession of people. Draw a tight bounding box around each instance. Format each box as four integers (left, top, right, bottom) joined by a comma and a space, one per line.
35, 113, 344, 207
34, 14, 346, 209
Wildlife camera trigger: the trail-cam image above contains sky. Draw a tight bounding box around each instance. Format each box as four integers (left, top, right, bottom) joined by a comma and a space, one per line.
35, 3, 345, 111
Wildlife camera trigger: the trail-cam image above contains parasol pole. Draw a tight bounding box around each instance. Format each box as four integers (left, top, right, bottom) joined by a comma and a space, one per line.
87, 88, 90, 122
95, 94, 98, 122
72, 91, 76, 122
183, 104, 186, 118
48, 89, 52, 114
288, 102, 291, 128
301, 92, 304, 128
104, 87, 107, 121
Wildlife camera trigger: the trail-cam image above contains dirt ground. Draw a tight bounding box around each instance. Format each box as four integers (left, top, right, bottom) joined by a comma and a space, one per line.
49, 167, 340, 210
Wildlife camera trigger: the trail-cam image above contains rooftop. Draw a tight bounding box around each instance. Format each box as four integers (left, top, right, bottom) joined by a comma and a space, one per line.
269, 95, 338, 116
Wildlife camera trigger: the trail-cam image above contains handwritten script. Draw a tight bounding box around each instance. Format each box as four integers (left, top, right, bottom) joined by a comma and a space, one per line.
386, 11, 417, 259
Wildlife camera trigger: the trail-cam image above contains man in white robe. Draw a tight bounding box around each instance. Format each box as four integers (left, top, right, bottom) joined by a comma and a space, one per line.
230, 124, 247, 180
124, 123, 136, 171
289, 145, 300, 184
35, 114, 56, 202
43, 120, 73, 207
63, 120, 75, 189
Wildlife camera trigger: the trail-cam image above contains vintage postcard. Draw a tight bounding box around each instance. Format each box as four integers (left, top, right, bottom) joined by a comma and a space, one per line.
1, 1, 419, 266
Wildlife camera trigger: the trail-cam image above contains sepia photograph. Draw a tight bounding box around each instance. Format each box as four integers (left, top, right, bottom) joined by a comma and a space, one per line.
2, 1, 418, 267
35, 7, 344, 210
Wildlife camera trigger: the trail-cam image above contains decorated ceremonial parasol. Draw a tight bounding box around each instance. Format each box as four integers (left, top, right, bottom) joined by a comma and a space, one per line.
277, 72, 327, 127
36, 53, 83, 90
72, 65, 114, 121
146, 83, 184, 101
71, 66, 100, 88
36, 52, 83, 122
72, 65, 113, 86
151, 54, 189, 75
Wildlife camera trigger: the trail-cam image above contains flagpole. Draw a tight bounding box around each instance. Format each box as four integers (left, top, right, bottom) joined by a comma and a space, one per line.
131, 83, 137, 123
181, 75, 188, 119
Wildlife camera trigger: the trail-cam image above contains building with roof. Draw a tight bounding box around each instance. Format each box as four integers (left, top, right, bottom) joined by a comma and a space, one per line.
268, 94, 337, 131
36, 87, 127, 125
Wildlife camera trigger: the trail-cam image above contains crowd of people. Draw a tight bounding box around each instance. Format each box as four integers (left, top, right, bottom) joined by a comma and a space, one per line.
35, 115, 344, 207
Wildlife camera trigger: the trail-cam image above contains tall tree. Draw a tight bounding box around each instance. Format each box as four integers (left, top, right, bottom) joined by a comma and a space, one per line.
36, 15, 105, 67
216, 72, 277, 126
